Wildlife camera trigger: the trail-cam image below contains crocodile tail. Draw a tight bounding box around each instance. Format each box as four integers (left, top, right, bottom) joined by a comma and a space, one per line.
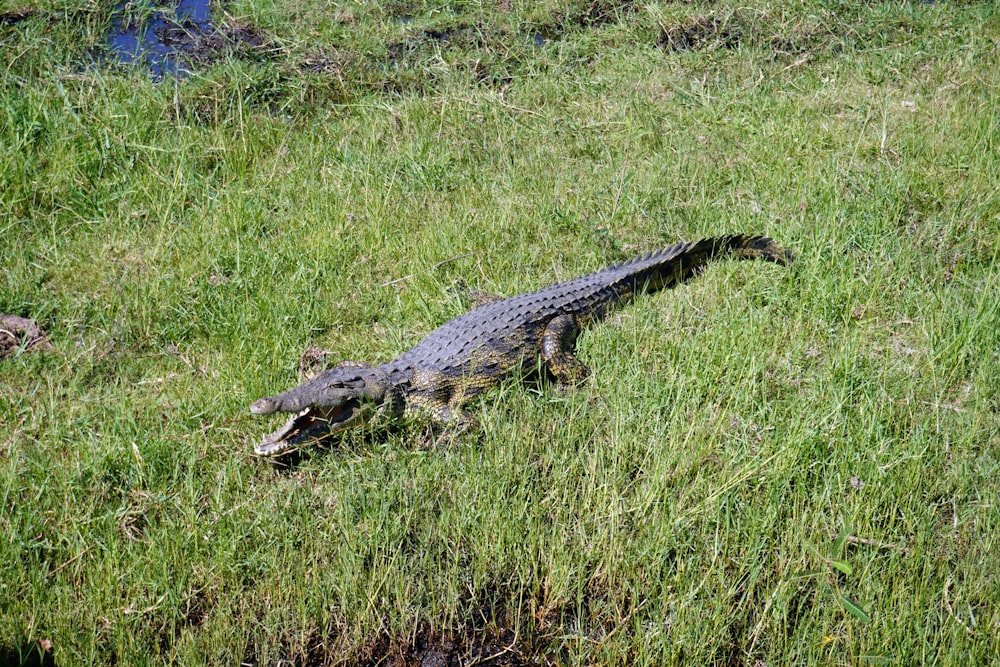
677, 234, 795, 268
612, 234, 793, 295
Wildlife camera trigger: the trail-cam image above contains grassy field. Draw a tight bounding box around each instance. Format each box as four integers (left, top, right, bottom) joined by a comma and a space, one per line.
2, 0, 999, 664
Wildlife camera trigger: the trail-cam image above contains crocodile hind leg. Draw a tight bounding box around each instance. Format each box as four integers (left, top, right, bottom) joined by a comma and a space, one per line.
540, 313, 591, 390
733, 237, 796, 265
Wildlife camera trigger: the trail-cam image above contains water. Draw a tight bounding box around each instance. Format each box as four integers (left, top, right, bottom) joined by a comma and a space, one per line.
107, 0, 213, 79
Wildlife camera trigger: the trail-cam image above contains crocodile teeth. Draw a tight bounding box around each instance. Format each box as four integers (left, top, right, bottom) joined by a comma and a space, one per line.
254, 404, 352, 456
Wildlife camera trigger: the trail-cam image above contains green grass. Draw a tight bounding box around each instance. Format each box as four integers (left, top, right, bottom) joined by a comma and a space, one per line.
2, 0, 999, 664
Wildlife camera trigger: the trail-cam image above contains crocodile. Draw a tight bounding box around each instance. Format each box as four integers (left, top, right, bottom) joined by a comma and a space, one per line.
250, 235, 792, 455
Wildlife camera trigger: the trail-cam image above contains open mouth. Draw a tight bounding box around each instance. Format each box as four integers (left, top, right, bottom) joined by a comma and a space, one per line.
255, 399, 360, 456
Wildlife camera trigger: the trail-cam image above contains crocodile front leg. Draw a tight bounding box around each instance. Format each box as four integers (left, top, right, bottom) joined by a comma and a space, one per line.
407, 368, 463, 423
540, 313, 591, 389
405, 369, 480, 442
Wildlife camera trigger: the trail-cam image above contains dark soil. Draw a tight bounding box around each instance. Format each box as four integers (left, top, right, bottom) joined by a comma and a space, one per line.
0, 8, 38, 25
658, 10, 846, 55
355, 0, 641, 94
658, 14, 743, 52
155, 20, 271, 65
242, 617, 543, 667
237, 582, 571, 666
0, 315, 52, 359
362, 624, 534, 667
579, 0, 639, 28
530, 0, 639, 42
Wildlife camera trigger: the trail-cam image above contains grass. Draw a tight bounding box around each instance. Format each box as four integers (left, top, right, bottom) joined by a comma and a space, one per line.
2, 0, 999, 664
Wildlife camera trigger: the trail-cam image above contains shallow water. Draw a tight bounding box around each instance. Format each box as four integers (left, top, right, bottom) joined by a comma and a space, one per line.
107, 0, 212, 79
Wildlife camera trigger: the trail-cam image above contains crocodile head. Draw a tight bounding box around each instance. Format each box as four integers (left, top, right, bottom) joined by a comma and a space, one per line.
250, 363, 400, 456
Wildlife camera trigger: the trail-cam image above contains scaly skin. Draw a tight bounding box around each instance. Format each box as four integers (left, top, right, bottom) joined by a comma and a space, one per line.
250, 235, 793, 455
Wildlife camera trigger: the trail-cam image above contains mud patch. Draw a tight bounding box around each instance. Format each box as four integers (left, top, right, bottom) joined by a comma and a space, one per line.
175, 24, 269, 63
0, 8, 38, 25
0, 314, 53, 359
238, 584, 561, 666
770, 21, 843, 55
299, 49, 354, 77
658, 10, 848, 56
658, 14, 743, 52
531, 0, 639, 42
346, 607, 536, 667
107, 0, 271, 79
378, 21, 517, 93
172, 0, 645, 104
370, 0, 640, 93
384, 22, 496, 65
579, 0, 639, 28
369, 625, 531, 667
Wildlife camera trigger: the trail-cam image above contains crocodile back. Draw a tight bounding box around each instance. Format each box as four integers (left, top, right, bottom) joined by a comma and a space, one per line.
390, 235, 780, 376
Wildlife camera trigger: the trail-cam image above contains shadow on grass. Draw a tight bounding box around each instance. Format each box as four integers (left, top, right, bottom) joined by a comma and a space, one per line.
260, 420, 482, 473
0, 645, 57, 667
241, 586, 541, 666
